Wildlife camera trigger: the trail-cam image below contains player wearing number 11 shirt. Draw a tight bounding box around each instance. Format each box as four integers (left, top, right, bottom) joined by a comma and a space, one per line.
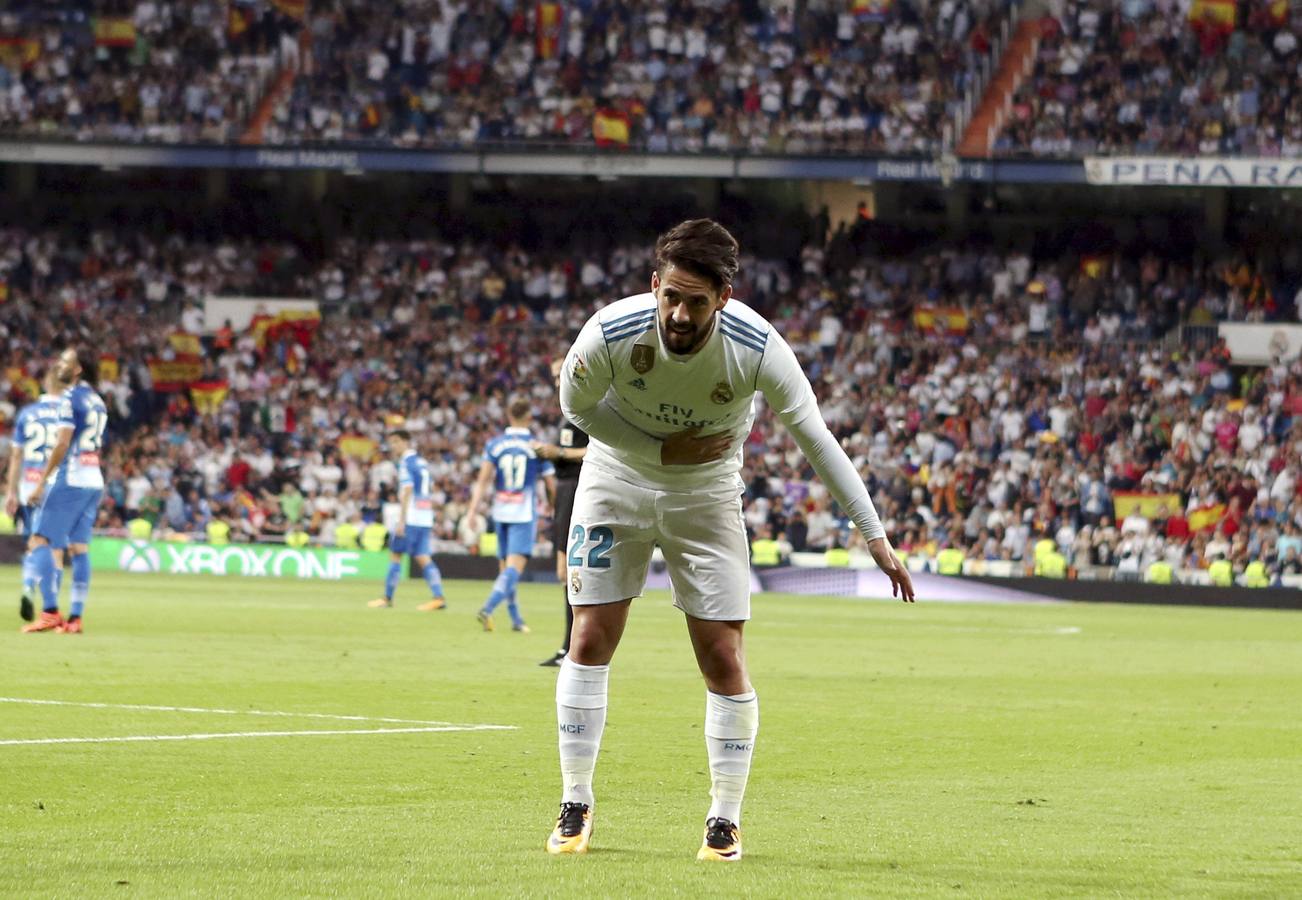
545, 219, 915, 861
24, 348, 108, 634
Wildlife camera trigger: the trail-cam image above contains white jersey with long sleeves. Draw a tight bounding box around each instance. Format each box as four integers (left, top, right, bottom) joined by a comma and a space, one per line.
560, 292, 885, 541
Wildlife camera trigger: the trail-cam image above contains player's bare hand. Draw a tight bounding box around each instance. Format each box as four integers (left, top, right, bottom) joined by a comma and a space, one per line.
3, 494, 16, 518
27, 485, 44, 507
868, 537, 915, 602
660, 427, 731, 466
532, 442, 562, 461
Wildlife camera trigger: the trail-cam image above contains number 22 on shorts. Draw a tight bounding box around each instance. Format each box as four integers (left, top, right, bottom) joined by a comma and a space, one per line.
568, 525, 613, 569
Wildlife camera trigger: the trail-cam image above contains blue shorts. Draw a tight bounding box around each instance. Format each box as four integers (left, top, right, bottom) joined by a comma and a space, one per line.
34, 486, 103, 550
393, 525, 431, 558
496, 521, 535, 559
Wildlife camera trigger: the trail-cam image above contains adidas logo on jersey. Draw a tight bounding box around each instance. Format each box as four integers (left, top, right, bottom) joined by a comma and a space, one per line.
627, 378, 647, 391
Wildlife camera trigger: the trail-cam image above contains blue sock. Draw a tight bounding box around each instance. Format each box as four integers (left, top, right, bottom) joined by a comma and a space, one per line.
482, 566, 520, 616
69, 553, 90, 620
20, 550, 39, 594
423, 561, 444, 600
506, 590, 524, 629
384, 561, 402, 601
31, 545, 58, 613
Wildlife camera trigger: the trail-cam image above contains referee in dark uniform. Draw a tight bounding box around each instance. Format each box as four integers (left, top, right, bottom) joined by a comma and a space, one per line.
533, 357, 589, 667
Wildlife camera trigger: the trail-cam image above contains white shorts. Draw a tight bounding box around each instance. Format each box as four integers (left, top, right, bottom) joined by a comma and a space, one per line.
565, 463, 751, 621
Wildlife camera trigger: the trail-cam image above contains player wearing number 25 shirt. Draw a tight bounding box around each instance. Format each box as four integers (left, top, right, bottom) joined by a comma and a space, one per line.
545, 219, 914, 862
4, 368, 73, 623
25, 348, 108, 634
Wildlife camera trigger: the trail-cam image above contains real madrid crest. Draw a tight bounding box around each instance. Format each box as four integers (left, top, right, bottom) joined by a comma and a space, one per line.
631, 344, 654, 374
570, 571, 583, 594
711, 382, 734, 404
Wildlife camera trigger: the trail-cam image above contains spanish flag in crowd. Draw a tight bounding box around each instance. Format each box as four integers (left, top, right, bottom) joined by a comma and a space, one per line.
169, 332, 203, 356
270, 0, 307, 20
535, 2, 562, 60
1188, 504, 1227, 533
1113, 492, 1183, 521
6, 367, 39, 400
338, 434, 378, 460
851, 0, 894, 21
93, 17, 137, 47
1267, 0, 1288, 26
1080, 254, 1107, 279
593, 108, 630, 146
190, 381, 230, 416
228, 6, 251, 38
913, 307, 970, 335
0, 37, 39, 70
99, 354, 119, 383
1189, 0, 1236, 31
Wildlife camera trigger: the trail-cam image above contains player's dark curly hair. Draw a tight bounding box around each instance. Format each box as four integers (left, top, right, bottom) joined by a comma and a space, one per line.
654, 219, 739, 291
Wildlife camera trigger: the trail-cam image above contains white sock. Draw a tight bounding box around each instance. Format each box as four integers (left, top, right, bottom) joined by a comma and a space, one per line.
556, 658, 609, 808
704, 690, 759, 826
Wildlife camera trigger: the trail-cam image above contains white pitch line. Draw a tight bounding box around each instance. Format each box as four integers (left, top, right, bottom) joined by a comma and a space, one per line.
0, 725, 513, 747
0, 697, 472, 727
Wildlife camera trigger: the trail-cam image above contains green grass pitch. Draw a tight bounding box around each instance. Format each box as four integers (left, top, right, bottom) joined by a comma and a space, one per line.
1, 568, 1300, 898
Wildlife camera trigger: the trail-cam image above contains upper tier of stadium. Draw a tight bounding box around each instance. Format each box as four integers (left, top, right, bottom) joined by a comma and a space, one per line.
0, 0, 1294, 158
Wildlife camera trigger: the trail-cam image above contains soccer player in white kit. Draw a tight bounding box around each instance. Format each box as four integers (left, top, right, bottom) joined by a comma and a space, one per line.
547, 219, 914, 860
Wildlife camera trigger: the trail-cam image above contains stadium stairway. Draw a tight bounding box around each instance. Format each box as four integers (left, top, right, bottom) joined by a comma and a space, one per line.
241, 31, 309, 145
958, 17, 1043, 157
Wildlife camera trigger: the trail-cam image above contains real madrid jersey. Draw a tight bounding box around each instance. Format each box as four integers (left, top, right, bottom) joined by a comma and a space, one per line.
560, 292, 885, 541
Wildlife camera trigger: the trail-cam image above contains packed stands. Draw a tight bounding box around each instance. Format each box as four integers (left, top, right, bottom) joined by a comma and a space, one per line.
3, 222, 1302, 585
0, 0, 302, 144
993, 0, 1302, 157
0, 0, 1008, 154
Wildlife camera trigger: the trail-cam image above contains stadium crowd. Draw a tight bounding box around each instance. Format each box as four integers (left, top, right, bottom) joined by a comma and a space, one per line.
266, 0, 1007, 154
0, 0, 301, 144
0, 0, 1006, 155
3, 222, 1302, 584
995, 0, 1302, 157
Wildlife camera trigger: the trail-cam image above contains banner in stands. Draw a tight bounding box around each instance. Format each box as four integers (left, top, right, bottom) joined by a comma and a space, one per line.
1217, 323, 1302, 365
0, 140, 1087, 183
91, 539, 390, 580
1085, 157, 1302, 189
1113, 492, 1183, 521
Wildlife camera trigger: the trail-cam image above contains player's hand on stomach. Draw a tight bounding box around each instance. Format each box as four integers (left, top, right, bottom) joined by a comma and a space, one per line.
660, 427, 732, 466
868, 537, 915, 603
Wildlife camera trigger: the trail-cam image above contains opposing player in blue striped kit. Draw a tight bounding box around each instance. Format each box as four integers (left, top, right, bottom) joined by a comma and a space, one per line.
466, 396, 556, 633
369, 430, 446, 610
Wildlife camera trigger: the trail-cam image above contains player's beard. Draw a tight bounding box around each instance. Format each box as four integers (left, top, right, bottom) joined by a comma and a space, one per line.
661, 313, 712, 355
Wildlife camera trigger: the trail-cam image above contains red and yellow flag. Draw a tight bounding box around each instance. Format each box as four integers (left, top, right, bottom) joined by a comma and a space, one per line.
148, 358, 203, 392
1189, 0, 1236, 30
190, 381, 229, 416
93, 17, 137, 47
98, 354, 119, 383
271, 0, 307, 20
0, 37, 39, 70
535, 2, 562, 59
593, 109, 630, 146
169, 332, 203, 356
338, 434, 378, 460
913, 307, 970, 335
1188, 504, 1227, 532
1113, 492, 1183, 521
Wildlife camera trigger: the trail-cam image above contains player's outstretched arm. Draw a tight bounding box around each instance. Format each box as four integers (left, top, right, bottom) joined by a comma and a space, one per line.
756, 333, 914, 602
